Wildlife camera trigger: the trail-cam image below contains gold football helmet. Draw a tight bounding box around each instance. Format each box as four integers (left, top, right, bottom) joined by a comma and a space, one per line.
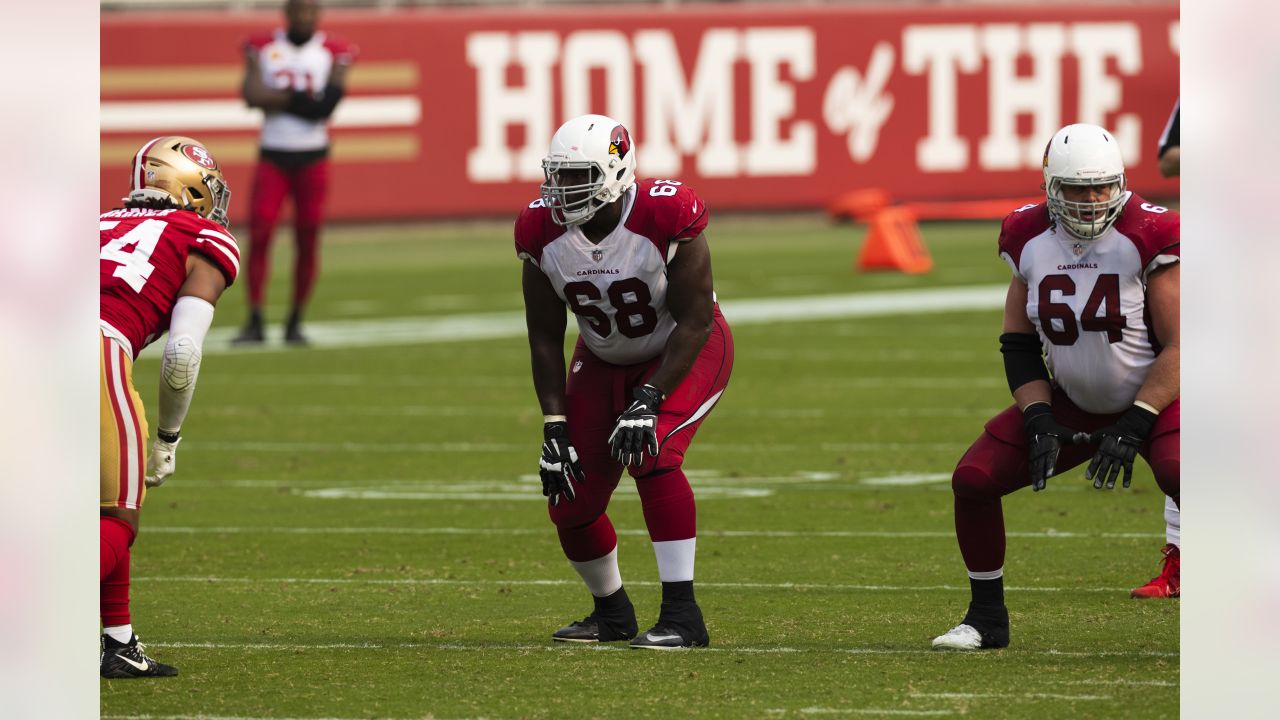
124, 136, 231, 227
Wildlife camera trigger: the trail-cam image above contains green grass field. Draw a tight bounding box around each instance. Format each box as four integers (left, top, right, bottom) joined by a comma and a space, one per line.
102, 215, 1178, 719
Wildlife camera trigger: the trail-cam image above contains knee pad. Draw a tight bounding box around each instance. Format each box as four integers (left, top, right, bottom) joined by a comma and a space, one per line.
548, 497, 602, 531
952, 463, 996, 500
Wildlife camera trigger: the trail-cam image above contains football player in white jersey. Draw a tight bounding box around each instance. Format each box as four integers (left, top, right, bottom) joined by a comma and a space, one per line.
516, 115, 734, 649
932, 124, 1180, 650
234, 0, 356, 345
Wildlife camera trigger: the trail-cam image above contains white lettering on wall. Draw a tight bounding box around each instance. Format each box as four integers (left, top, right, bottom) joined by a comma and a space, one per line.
822, 42, 895, 163
466, 32, 558, 182
979, 23, 1065, 170
561, 31, 635, 128
902, 25, 981, 172
1069, 23, 1143, 165
634, 29, 741, 177
743, 28, 815, 175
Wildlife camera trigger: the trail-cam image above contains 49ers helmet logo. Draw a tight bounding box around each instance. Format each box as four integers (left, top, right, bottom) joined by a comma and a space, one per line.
609, 125, 631, 160
182, 143, 219, 170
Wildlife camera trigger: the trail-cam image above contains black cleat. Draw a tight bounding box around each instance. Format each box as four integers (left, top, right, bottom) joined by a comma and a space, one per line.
932, 602, 1010, 650
100, 635, 178, 678
552, 612, 638, 643
552, 588, 637, 643
232, 312, 265, 345
284, 309, 309, 346
284, 324, 309, 346
630, 603, 709, 650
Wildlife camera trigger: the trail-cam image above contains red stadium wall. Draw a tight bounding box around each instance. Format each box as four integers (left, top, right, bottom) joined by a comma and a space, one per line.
101, 5, 1179, 222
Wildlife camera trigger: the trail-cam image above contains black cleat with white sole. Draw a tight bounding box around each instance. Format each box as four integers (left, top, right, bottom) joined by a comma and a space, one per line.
552, 613, 638, 643
630, 603, 709, 650
100, 635, 179, 678
552, 587, 637, 643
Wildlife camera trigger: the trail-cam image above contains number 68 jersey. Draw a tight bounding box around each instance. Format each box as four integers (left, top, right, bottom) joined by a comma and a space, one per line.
100, 208, 240, 359
515, 179, 709, 366
998, 193, 1179, 414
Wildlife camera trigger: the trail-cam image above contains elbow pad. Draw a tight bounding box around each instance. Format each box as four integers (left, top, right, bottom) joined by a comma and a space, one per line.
162, 335, 202, 391
1000, 332, 1050, 394
157, 296, 215, 433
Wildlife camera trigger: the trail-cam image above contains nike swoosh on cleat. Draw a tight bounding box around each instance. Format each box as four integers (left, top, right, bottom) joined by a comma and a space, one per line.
645, 633, 683, 643
116, 654, 151, 672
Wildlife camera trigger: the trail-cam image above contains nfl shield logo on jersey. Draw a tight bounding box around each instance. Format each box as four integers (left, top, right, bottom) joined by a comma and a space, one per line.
1071, 241, 1086, 257
591, 248, 604, 263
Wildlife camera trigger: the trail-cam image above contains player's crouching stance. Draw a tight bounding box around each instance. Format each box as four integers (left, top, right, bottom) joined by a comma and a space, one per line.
100, 137, 240, 676
932, 124, 1180, 650
518, 115, 733, 649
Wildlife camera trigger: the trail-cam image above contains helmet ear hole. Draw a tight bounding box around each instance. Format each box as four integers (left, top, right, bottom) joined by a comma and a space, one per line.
616, 169, 625, 181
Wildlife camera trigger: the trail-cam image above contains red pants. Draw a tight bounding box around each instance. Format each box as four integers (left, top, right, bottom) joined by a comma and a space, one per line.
246, 157, 329, 308
951, 387, 1180, 573
551, 308, 734, 561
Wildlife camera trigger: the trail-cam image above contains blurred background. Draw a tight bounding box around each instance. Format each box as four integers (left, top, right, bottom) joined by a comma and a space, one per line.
101, 0, 1179, 225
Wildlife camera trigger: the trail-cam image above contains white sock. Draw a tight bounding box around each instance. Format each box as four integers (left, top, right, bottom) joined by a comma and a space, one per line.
568, 546, 623, 598
1164, 496, 1180, 548
653, 538, 696, 582
103, 624, 133, 644
967, 568, 1003, 581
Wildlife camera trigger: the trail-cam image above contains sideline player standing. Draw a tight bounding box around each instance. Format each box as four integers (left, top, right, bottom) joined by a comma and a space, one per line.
518, 114, 734, 649
100, 137, 240, 676
932, 123, 1180, 650
1129, 97, 1182, 600
234, 0, 356, 345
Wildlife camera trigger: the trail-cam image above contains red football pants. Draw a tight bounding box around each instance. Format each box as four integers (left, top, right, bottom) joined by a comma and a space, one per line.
246, 157, 329, 309
550, 307, 734, 562
951, 387, 1180, 573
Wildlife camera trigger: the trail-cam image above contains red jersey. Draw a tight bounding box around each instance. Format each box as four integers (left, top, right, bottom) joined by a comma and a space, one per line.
100, 208, 240, 358
515, 178, 710, 365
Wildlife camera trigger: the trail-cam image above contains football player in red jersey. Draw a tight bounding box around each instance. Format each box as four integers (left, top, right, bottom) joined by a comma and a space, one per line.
932, 124, 1180, 650
1129, 98, 1183, 601
233, 0, 356, 345
100, 136, 240, 677
517, 115, 733, 649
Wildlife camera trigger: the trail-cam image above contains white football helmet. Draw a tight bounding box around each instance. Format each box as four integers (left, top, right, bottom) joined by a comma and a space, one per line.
1042, 123, 1128, 239
540, 114, 637, 226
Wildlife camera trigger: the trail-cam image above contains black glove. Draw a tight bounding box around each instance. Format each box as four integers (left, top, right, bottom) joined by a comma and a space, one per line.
608, 384, 663, 467
539, 421, 584, 506
1079, 404, 1158, 490
1022, 403, 1080, 492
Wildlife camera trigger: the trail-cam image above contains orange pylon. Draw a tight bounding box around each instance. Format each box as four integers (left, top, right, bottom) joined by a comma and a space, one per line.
856, 206, 933, 274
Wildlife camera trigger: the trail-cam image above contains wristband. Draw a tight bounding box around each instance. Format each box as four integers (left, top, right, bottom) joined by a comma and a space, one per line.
157, 429, 181, 443
544, 414, 567, 423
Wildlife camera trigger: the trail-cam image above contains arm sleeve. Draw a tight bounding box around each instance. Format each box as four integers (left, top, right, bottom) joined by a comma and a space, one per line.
156, 296, 215, 434
285, 84, 345, 120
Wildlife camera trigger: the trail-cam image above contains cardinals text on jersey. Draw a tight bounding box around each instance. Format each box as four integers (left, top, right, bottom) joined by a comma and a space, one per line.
246, 30, 357, 151
514, 179, 709, 365
100, 208, 240, 358
998, 193, 1179, 414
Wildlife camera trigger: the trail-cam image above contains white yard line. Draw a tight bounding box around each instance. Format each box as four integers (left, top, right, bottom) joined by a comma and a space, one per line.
138, 639, 1174, 658
141, 284, 1006, 358
133, 575, 1137, 594
911, 691, 1112, 701
141, 526, 1161, 540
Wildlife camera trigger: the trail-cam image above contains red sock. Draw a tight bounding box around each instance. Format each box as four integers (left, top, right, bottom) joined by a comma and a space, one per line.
101, 516, 135, 628
636, 468, 696, 542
